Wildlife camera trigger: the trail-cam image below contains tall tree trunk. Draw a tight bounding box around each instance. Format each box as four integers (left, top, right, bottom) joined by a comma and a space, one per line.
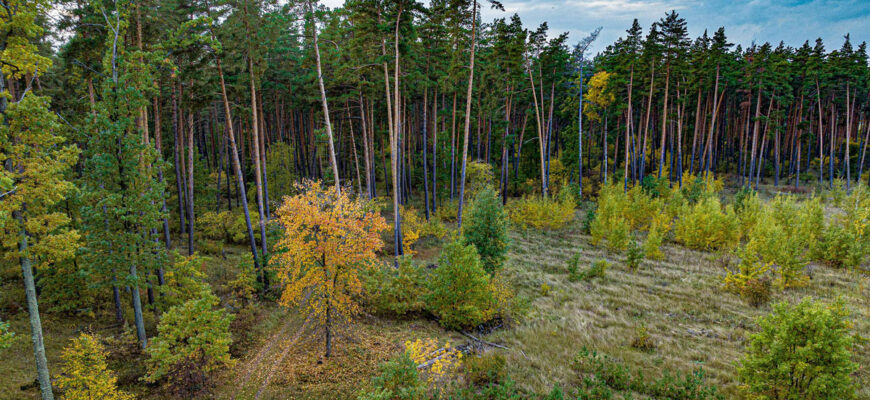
422, 87, 431, 220
205, 0, 261, 284
187, 111, 195, 255
172, 86, 186, 235
658, 64, 670, 179
15, 212, 54, 400
457, 0, 478, 229
310, 0, 341, 193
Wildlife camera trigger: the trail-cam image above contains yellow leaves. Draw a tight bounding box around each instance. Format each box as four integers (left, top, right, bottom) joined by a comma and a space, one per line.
272, 180, 388, 327
404, 338, 462, 384
0, 0, 53, 80
58, 333, 135, 400
583, 70, 615, 123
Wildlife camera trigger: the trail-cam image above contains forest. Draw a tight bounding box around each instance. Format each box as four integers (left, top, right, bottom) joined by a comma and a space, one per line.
1, 0, 869, 399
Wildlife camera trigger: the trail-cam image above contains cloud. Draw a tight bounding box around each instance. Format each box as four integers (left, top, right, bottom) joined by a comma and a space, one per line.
318, 0, 870, 54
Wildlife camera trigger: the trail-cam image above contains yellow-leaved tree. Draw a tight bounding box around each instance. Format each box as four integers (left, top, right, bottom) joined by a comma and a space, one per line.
272, 180, 388, 358
57, 333, 134, 400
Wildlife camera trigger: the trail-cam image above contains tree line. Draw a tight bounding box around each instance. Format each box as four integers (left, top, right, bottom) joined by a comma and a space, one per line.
2, 0, 869, 399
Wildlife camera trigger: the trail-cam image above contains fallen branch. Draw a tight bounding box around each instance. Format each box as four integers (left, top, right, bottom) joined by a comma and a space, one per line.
461, 331, 527, 359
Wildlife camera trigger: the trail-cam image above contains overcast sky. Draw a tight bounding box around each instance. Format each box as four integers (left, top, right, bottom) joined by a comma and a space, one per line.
319, 0, 870, 55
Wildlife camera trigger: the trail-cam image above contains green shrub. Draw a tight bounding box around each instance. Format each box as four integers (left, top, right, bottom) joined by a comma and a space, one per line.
573, 348, 723, 400
674, 196, 740, 251
425, 239, 494, 330
464, 352, 507, 387
365, 257, 428, 317
579, 259, 609, 281
738, 298, 857, 400
154, 251, 212, 311
566, 253, 582, 282
463, 186, 510, 274
145, 291, 234, 397
625, 239, 643, 270
358, 352, 426, 400
0, 319, 13, 350
640, 175, 669, 198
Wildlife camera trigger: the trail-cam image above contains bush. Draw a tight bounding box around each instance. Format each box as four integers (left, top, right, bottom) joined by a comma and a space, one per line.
57, 333, 134, 400
425, 239, 494, 330
405, 338, 463, 384
358, 351, 426, 400
227, 253, 258, 308
625, 240, 643, 270
674, 196, 740, 251
579, 259, 609, 281
738, 298, 857, 399
630, 324, 656, 351
145, 291, 234, 397
465, 161, 495, 200
736, 198, 809, 289
739, 276, 772, 308
566, 253, 582, 282
507, 191, 575, 231
198, 209, 261, 244
643, 213, 670, 261
817, 185, 870, 268
0, 319, 13, 350
365, 257, 428, 317
434, 200, 459, 223
464, 353, 507, 387
463, 186, 510, 274
572, 347, 723, 400
154, 251, 212, 311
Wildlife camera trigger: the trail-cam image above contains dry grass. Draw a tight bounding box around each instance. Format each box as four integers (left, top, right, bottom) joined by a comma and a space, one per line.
490, 215, 870, 399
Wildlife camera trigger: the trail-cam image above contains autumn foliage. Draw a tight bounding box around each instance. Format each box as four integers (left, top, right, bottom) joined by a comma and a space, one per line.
272, 180, 388, 356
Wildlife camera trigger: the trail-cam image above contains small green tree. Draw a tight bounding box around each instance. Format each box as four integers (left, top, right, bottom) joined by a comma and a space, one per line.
462, 186, 509, 274
358, 352, 426, 400
57, 333, 134, 400
0, 319, 13, 350
145, 291, 234, 397
738, 298, 857, 399
425, 239, 494, 330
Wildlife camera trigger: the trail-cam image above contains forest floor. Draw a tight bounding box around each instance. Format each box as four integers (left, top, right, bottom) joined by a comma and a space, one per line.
1, 184, 869, 399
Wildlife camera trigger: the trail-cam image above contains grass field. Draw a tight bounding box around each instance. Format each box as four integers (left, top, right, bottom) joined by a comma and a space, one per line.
1, 187, 869, 399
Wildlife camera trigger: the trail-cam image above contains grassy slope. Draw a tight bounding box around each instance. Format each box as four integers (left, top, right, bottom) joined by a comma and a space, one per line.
493, 216, 870, 398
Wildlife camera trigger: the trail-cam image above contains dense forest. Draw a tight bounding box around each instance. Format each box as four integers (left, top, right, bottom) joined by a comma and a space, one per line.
1, 0, 869, 399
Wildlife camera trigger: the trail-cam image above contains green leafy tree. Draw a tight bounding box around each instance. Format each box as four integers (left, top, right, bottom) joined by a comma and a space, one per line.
425, 238, 493, 330
79, 0, 167, 348
738, 298, 857, 399
144, 291, 234, 397
462, 186, 509, 274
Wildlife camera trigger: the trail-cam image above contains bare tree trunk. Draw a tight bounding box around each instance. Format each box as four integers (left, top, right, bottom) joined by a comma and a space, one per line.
15, 212, 54, 400
457, 0, 478, 229
310, 0, 341, 193
205, 0, 261, 283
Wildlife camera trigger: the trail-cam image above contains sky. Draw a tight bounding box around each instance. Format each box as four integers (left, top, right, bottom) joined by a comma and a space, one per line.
319, 0, 870, 55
